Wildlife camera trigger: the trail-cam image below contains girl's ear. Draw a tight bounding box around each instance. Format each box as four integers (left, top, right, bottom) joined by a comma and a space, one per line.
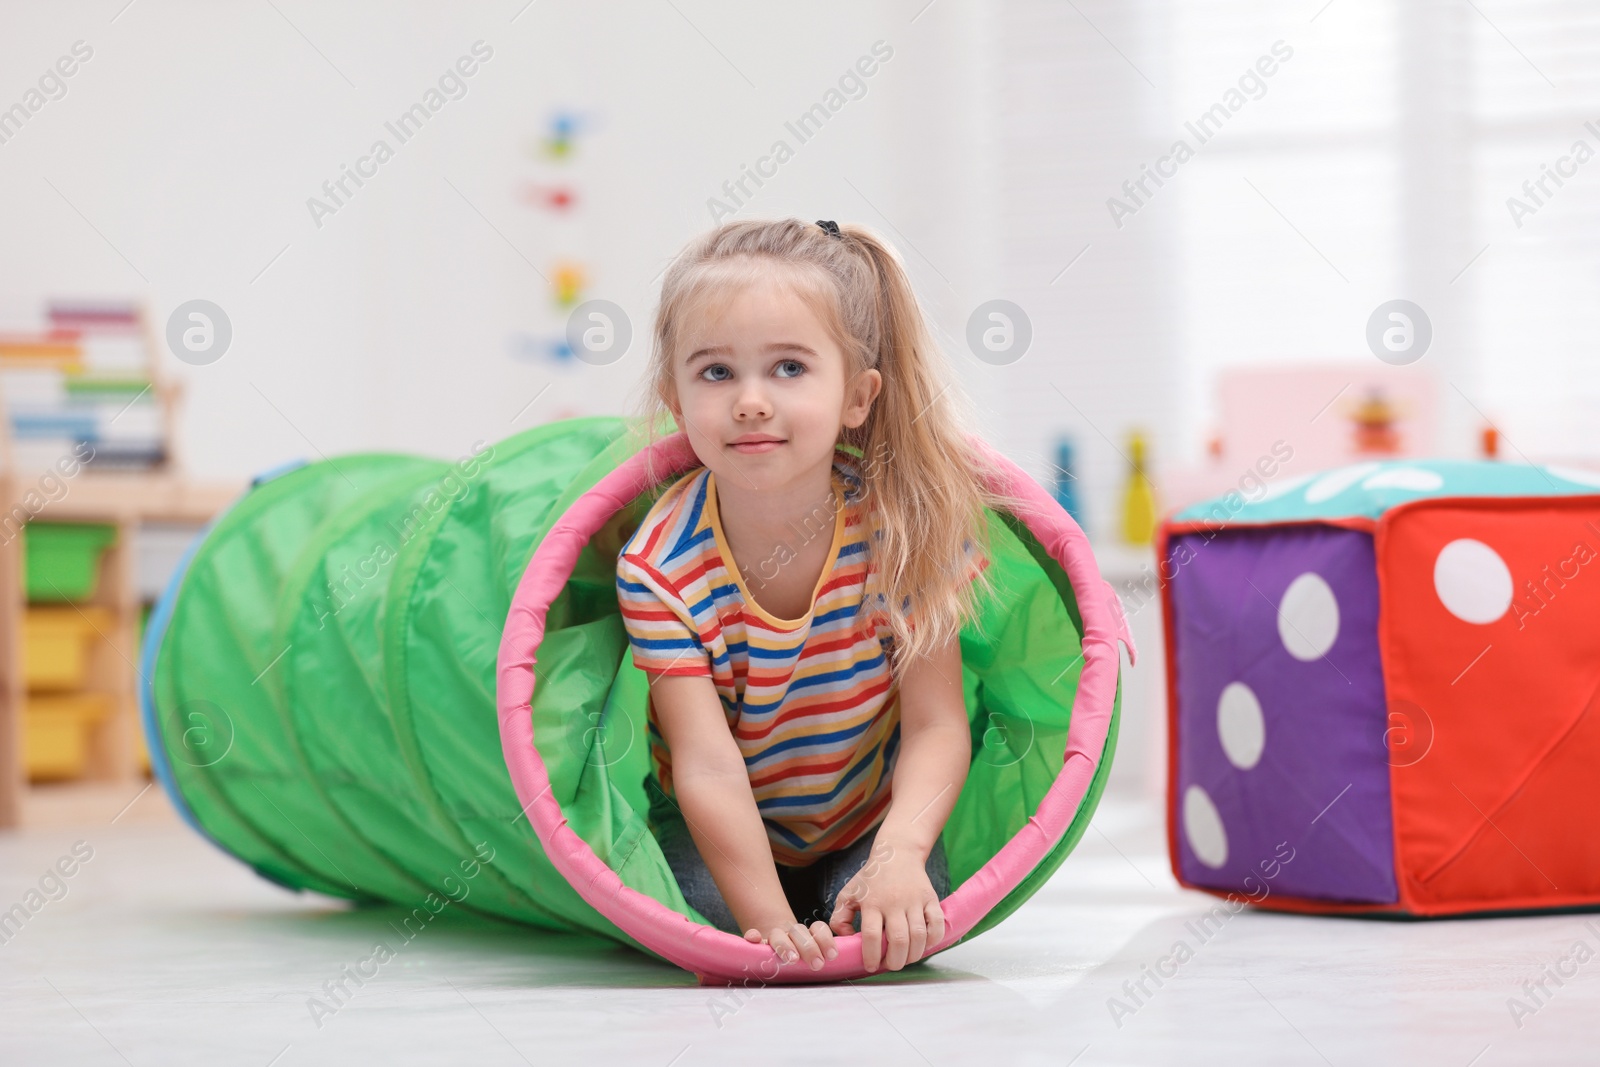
843, 368, 882, 429
661, 380, 684, 426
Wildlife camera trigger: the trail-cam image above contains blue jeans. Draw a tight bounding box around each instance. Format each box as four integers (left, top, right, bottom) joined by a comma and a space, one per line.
651, 802, 951, 936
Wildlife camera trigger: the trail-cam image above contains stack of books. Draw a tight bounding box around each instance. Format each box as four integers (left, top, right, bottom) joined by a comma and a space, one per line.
0, 300, 166, 472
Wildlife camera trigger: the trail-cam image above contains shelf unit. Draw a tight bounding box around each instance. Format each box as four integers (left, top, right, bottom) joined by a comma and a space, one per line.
0, 301, 243, 827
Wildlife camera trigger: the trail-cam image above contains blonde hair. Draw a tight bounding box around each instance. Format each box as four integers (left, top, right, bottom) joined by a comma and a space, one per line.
622, 217, 1009, 672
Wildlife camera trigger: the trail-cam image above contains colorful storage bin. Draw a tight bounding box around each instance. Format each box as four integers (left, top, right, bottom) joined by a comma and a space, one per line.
24, 523, 117, 601
23, 606, 113, 690
24, 692, 112, 780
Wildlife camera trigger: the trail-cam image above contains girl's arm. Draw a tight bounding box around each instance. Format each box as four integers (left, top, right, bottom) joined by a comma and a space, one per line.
648, 672, 834, 965
830, 631, 970, 972
873, 630, 971, 863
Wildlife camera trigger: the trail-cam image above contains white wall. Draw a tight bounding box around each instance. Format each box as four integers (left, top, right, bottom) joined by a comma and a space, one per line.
0, 0, 1000, 479
988, 0, 1180, 548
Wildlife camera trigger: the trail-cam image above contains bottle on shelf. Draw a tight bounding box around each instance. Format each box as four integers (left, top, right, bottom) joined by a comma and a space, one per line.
1481, 424, 1500, 460
1052, 435, 1084, 529
1120, 429, 1158, 546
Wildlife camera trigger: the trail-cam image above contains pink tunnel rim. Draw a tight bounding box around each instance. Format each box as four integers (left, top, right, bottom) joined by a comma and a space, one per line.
496, 430, 1135, 984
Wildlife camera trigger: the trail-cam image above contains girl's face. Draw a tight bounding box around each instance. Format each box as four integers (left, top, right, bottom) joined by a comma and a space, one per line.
668, 273, 880, 491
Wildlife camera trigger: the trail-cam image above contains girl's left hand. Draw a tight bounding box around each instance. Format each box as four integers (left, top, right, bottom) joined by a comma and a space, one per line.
827, 840, 947, 972
743, 918, 838, 972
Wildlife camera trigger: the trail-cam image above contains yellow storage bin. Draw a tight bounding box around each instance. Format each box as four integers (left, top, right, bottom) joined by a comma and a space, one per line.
23, 606, 113, 690
25, 692, 112, 781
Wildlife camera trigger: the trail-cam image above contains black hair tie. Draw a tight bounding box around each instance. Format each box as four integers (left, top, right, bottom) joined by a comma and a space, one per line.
816, 219, 843, 238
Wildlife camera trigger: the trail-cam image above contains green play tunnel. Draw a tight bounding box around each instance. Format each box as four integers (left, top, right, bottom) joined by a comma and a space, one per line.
141, 415, 1128, 980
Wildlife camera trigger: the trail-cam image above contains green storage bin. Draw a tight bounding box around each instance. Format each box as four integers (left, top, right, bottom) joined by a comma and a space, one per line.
24, 522, 117, 602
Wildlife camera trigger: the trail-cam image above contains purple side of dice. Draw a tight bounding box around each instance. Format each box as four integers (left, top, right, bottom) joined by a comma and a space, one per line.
1167, 526, 1398, 904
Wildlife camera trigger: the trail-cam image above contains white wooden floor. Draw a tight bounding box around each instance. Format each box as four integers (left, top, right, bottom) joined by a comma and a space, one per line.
1, 783, 1594, 1066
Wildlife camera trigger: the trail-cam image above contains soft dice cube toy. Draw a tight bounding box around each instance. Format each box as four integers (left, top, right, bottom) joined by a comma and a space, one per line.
1157, 459, 1600, 916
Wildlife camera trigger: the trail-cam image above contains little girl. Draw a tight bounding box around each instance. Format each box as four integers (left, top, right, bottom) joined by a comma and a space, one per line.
615, 218, 1008, 974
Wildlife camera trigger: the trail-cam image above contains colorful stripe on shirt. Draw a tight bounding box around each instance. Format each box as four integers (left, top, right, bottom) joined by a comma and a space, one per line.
615, 450, 986, 866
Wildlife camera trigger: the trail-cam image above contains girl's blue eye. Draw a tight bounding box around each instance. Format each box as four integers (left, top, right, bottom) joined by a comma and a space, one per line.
698, 359, 804, 382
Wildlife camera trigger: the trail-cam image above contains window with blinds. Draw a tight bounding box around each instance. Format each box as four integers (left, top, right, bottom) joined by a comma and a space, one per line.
993, 0, 1598, 539
1167, 0, 1599, 461
1166, 0, 1401, 460
1468, 1, 1600, 461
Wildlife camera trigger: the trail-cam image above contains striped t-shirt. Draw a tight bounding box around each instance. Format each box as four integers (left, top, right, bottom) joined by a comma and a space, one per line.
615, 450, 985, 867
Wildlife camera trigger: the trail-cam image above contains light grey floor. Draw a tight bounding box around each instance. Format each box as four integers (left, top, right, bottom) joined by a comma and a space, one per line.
2, 784, 1594, 1066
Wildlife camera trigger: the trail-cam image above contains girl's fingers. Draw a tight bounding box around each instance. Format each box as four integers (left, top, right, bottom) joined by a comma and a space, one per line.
767, 929, 799, 964
860, 906, 884, 972
788, 922, 825, 970
829, 894, 858, 936
906, 907, 927, 965
884, 911, 910, 972
808, 920, 839, 962
923, 899, 947, 948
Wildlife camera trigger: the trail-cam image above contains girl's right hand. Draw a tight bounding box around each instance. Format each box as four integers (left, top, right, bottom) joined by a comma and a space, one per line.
744, 919, 839, 972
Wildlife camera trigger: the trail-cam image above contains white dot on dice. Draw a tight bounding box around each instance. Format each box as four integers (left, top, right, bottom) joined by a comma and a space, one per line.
1433, 538, 1513, 624
1217, 681, 1265, 770
1304, 462, 1384, 503
1362, 467, 1444, 492
1545, 465, 1600, 489
1184, 784, 1229, 869
1278, 572, 1340, 661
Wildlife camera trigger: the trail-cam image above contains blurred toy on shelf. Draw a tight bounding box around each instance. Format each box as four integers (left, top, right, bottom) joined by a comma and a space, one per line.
1052, 434, 1084, 528
552, 262, 586, 310
1120, 429, 1157, 546
521, 182, 576, 212
1160, 362, 1442, 520
1345, 385, 1407, 455
507, 332, 575, 364
0, 299, 173, 473
538, 110, 583, 160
